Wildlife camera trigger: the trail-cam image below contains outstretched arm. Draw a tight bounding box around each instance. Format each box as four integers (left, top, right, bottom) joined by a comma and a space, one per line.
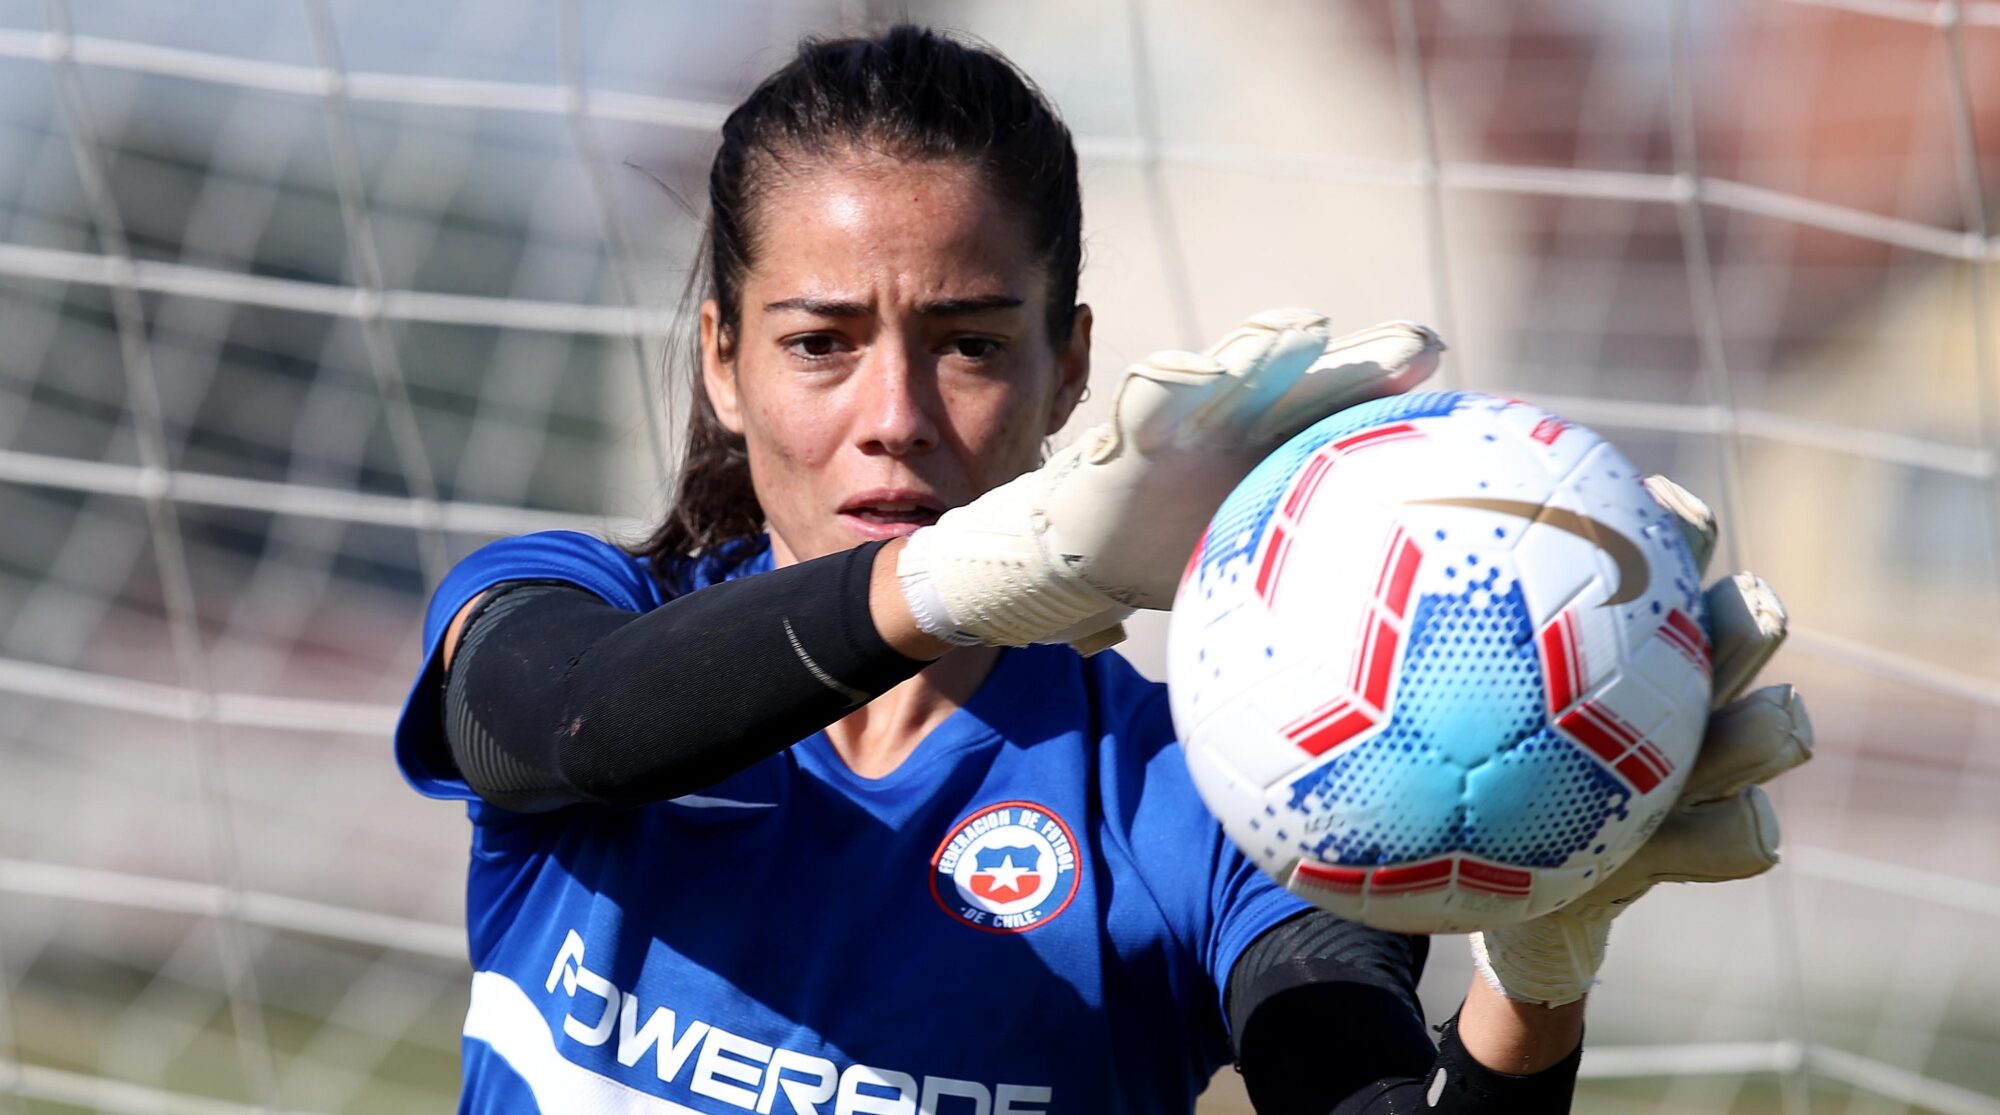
1227, 911, 1583, 1113
434, 539, 946, 812
1234, 477, 1810, 1113
1457, 477, 1809, 1094
438, 534, 948, 672
430, 311, 1441, 812
1455, 978, 1585, 1074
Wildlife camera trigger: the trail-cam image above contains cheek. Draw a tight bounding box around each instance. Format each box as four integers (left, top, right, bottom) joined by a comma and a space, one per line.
740, 378, 828, 464
954, 374, 1055, 480
738, 389, 839, 500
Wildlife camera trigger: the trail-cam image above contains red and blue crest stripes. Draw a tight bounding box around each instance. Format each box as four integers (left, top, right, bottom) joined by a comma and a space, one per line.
1254, 423, 1425, 607
1282, 573, 1634, 872
1656, 608, 1712, 674
1292, 854, 1534, 902
1175, 390, 1721, 927
1193, 392, 1469, 586
1276, 524, 1425, 758
1244, 423, 1433, 760
1535, 605, 1707, 793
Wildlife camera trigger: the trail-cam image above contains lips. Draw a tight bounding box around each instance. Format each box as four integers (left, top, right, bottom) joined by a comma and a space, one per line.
849, 507, 939, 524
838, 490, 945, 539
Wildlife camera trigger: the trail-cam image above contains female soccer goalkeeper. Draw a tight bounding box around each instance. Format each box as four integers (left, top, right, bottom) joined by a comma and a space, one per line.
395, 25, 1810, 1114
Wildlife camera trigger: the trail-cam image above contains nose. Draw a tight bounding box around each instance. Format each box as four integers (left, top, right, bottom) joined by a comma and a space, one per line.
853, 341, 940, 457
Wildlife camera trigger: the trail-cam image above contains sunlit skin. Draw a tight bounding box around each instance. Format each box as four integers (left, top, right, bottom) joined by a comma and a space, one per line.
702, 155, 1087, 568
700, 153, 1090, 780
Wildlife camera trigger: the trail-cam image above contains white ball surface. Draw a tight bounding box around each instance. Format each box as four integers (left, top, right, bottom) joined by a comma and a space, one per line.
1168, 392, 1712, 933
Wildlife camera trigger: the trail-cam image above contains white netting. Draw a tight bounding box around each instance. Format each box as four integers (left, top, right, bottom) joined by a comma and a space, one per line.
0, 1, 1996, 1112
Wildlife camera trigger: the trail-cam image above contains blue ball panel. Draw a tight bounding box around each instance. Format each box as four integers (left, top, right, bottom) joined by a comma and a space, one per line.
1285, 571, 1632, 869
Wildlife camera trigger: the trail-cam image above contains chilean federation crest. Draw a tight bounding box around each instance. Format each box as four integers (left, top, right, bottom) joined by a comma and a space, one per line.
929, 800, 1080, 934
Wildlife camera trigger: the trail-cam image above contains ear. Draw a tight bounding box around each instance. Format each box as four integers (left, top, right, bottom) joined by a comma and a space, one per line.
1046, 303, 1094, 436
700, 299, 745, 435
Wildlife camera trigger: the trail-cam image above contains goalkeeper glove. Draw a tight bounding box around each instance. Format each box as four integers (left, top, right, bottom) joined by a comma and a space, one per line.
1470, 476, 1815, 1007
897, 310, 1444, 651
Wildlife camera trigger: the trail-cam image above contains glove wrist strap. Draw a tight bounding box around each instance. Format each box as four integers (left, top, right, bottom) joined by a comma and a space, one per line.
895, 559, 985, 647
1470, 917, 1611, 1008
896, 495, 1120, 647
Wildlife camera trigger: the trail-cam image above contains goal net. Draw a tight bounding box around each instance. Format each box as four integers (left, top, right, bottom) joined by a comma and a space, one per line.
0, 1, 1995, 1113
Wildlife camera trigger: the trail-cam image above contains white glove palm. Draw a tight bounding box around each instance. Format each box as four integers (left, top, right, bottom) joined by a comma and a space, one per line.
898, 310, 1444, 650
1470, 477, 1815, 1007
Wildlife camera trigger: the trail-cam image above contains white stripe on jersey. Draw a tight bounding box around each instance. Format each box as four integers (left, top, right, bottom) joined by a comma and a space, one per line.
466, 971, 707, 1114
670, 794, 776, 810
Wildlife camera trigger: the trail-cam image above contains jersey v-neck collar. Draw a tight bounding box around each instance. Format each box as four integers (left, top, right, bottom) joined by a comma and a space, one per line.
708, 539, 1072, 803
794, 643, 1056, 799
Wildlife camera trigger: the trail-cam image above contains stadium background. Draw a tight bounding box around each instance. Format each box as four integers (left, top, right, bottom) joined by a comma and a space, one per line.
1, 0, 1997, 1111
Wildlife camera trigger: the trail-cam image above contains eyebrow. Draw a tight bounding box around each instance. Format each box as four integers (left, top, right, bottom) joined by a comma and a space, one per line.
762, 294, 1025, 317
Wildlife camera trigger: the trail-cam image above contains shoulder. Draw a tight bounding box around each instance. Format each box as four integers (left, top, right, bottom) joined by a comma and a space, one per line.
1054, 650, 1199, 834
960, 646, 1180, 802
423, 532, 649, 650
1076, 648, 1178, 761
435, 530, 773, 618
447, 530, 659, 607
1070, 646, 1311, 985
414, 529, 779, 688
982, 645, 1175, 750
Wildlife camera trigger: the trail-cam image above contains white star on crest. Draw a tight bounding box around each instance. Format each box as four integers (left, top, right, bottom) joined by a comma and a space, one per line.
980, 853, 1035, 896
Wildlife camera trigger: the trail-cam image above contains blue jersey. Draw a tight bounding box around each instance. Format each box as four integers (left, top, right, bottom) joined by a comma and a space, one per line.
395, 531, 1309, 1114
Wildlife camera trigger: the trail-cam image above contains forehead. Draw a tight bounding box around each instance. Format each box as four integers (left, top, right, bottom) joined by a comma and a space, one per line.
745, 154, 1041, 299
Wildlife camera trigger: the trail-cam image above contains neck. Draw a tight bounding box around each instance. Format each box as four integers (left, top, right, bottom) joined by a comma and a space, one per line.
824, 645, 1000, 779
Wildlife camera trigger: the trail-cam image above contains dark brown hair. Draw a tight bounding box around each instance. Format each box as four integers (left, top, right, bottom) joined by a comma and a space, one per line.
630, 24, 1084, 564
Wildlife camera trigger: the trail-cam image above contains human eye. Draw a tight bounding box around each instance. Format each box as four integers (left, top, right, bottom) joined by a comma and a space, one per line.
942, 335, 1007, 362
782, 332, 850, 362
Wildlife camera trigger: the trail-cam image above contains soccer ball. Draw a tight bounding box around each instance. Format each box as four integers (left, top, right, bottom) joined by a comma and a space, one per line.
1168, 391, 1712, 934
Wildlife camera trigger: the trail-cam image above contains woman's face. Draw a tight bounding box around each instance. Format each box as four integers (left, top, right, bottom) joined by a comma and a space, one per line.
702, 155, 1091, 566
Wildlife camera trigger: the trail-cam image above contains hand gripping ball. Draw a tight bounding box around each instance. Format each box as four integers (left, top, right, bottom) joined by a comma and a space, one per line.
1167, 392, 1713, 934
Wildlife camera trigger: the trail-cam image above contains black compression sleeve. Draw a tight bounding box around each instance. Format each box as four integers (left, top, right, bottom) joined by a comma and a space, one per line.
1225, 912, 1580, 1113
1320, 1014, 1581, 1114
1226, 910, 1435, 1115
439, 540, 929, 811
1411, 1014, 1582, 1113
